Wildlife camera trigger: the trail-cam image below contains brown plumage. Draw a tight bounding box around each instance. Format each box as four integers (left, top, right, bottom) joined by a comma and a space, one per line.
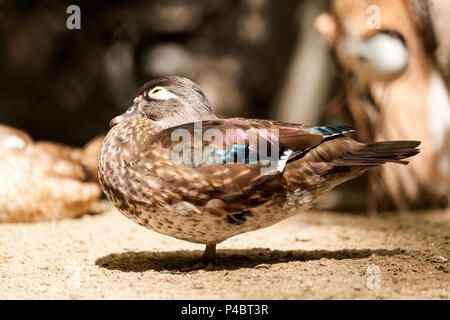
35, 134, 106, 182
0, 125, 103, 222
98, 76, 420, 265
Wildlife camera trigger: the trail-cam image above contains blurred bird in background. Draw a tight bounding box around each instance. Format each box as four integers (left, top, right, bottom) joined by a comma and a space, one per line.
336, 30, 410, 88
316, 0, 450, 211
0, 124, 103, 222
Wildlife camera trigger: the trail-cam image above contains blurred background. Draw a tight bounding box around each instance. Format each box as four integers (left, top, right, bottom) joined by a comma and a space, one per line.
1, 0, 449, 214
0, 0, 334, 145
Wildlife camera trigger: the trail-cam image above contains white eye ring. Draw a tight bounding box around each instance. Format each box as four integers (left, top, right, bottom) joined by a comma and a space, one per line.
148, 87, 164, 97
148, 87, 177, 100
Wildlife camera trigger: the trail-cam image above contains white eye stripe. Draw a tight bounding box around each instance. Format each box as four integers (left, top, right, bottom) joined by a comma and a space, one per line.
148, 87, 177, 100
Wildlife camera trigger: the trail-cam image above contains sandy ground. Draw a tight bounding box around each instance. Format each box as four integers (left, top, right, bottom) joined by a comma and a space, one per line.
0, 202, 449, 299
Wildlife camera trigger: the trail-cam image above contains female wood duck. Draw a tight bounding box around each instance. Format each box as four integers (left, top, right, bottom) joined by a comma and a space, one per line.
0, 125, 102, 222
98, 76, 420, 265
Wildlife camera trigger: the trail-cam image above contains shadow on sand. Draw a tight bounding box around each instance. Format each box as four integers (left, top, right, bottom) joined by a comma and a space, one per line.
95, 247, 407, 272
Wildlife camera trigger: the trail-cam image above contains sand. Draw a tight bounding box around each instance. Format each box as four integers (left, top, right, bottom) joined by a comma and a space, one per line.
0, 202, 448, 299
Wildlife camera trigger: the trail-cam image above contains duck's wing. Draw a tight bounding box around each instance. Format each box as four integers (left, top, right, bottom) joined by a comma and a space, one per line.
148, 118, 326, 171
33, 142, 89, 181
140, 119, 325, 216
34, 136, 106, 182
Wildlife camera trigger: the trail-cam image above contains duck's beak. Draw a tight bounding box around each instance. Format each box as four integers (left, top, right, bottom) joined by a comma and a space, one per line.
110, 101, 142, 128
109, 117, 121, 128
110, 114, 133, 128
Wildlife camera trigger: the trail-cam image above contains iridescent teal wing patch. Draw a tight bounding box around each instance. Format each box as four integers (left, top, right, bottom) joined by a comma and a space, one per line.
304, 125, 355, 139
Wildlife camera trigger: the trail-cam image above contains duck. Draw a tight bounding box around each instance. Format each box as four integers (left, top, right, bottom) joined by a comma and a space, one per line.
316, 3, 450, 210
98, 76, 420, 265
0, 124, 103, 222
34, 134, 106, 182
336, 30, 410, 89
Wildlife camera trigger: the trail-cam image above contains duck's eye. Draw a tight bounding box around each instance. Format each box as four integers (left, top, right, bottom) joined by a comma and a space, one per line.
147, 87, 176, 100
127, 107, 134, 113
149, 87, 163, 97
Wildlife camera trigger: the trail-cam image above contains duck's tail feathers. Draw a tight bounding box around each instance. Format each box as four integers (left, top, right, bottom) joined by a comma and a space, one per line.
332, 140, 421, 166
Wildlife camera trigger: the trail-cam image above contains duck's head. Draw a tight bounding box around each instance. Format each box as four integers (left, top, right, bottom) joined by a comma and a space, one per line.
110, 76, 218, 129
336, 29, 409, 84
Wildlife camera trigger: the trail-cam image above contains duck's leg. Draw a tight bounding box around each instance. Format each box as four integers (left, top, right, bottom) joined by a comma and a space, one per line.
202, 244, 216, 265
182, 244, 217, 271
